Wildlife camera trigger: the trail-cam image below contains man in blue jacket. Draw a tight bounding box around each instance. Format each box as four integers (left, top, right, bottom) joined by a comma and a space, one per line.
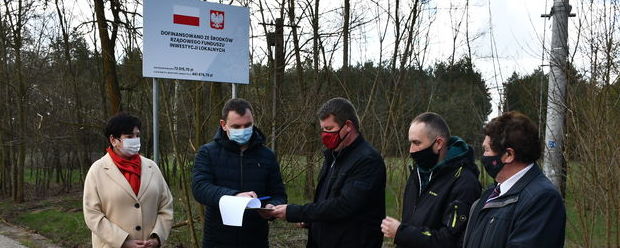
191, 98, 287, 247
463, 111, 566, 247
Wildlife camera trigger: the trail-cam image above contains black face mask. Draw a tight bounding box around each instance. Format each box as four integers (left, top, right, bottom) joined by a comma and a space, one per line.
481, 155, 505, 179
411, 139, 439, 171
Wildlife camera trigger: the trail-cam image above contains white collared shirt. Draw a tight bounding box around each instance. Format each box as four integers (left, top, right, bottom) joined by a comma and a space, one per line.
498, 163, 534, 197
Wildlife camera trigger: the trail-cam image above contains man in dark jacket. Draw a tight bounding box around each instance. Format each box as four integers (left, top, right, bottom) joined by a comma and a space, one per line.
463, 111, 566, 248
272, 97, 386, 248
191, 98, 287, 248
381, 112, 481, 248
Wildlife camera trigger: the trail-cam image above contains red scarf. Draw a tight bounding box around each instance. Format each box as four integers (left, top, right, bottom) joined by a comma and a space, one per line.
107, 147, 141, 195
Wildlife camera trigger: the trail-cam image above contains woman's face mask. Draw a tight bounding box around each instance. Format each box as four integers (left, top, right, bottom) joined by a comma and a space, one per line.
116, 137, 141, 156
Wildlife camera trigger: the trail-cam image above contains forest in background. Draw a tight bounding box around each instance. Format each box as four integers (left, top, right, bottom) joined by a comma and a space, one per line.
0, 0, 618, 247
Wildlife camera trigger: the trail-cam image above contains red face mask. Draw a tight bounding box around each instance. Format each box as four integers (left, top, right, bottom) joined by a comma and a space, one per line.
321, 130, 342, 150
321, 128, 350, 150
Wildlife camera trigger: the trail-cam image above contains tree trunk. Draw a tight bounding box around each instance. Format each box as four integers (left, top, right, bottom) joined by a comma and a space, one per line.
0, 129, 6, 196
391, 0, 400, 72
208, 83, 224, 135
94, 0, 122, 116
4, 0, 27, 203
161, 82, 199, 248
0, 4, 8, 197
288, 0, 304, 92
55, 0, 90, 179
313, 0, 319, 77
15, 39, 25, 203
193, 83, 208, 225
343, 0, 350, 70
304, 0, 321, 199
272, 16, 285, 155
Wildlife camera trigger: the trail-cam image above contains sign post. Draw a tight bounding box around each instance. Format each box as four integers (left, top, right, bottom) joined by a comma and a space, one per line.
143, 0, 250, 161
152, 78, 159, 163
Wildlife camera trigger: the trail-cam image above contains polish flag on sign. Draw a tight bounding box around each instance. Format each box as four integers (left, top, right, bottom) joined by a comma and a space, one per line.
173, 5, 200, 26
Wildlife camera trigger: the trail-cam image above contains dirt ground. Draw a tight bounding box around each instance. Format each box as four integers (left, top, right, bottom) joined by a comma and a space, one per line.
0, 218, 60, 248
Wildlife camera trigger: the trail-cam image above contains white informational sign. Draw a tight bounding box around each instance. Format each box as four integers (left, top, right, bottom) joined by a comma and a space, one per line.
143, 0, 250, 84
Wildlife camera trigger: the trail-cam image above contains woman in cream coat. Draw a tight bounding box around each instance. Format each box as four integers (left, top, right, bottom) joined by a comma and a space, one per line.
83, 113, 173, 248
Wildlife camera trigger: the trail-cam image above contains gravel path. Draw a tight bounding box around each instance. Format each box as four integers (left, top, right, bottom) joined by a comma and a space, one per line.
0, 233, 26, 248
0, 219, 61, 248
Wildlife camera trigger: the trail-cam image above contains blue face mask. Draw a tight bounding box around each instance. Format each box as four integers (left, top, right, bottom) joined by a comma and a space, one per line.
228, 126, 253, 145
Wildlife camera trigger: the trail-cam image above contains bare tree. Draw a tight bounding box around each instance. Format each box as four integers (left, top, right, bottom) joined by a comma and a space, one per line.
94, 0, 122, 116
448, 0, 466, 66
343, 0, 350, 70
0, 0, 10, 197
566, 1, 620, 247
3, 0, 32, 203
54, 0, 91, 183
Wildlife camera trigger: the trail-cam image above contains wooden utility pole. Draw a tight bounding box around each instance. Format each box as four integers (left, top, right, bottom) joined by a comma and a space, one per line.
274, 18, 284, 154
265, 18, 296, 156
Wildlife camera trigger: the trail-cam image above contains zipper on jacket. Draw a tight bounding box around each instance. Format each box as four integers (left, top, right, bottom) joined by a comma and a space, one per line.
417, 169, 422, 196
413, 168, 434, 217
240, 150, 244, 189
451, 205, 458, 228
416, 169, 433, 196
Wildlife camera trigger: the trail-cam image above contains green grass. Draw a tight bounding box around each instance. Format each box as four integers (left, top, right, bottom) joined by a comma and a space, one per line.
0, 195, 91, 248
17, 239, 36, 248
17, 209, 90, 247
562, 162, 616, 248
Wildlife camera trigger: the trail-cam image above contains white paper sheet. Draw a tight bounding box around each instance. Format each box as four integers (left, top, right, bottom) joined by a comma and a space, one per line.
219, 195, 262, 226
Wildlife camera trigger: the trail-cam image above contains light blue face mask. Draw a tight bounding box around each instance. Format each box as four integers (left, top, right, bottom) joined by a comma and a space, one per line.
228, 126, 253, 145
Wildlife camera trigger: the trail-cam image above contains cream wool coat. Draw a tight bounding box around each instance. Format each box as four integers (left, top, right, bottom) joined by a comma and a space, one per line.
83, 153, 173, 248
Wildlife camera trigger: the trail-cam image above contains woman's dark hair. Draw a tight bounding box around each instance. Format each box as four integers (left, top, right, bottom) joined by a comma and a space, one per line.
104, 112, 141, 147
317, 97, 360, 130
484, 111, 541, 163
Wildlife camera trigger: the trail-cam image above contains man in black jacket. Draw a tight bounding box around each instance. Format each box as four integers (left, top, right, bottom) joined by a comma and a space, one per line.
272, 97, 386, 248
191, 98, 287, 247
463, 111, 565, 248
381, 112, 481, 248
